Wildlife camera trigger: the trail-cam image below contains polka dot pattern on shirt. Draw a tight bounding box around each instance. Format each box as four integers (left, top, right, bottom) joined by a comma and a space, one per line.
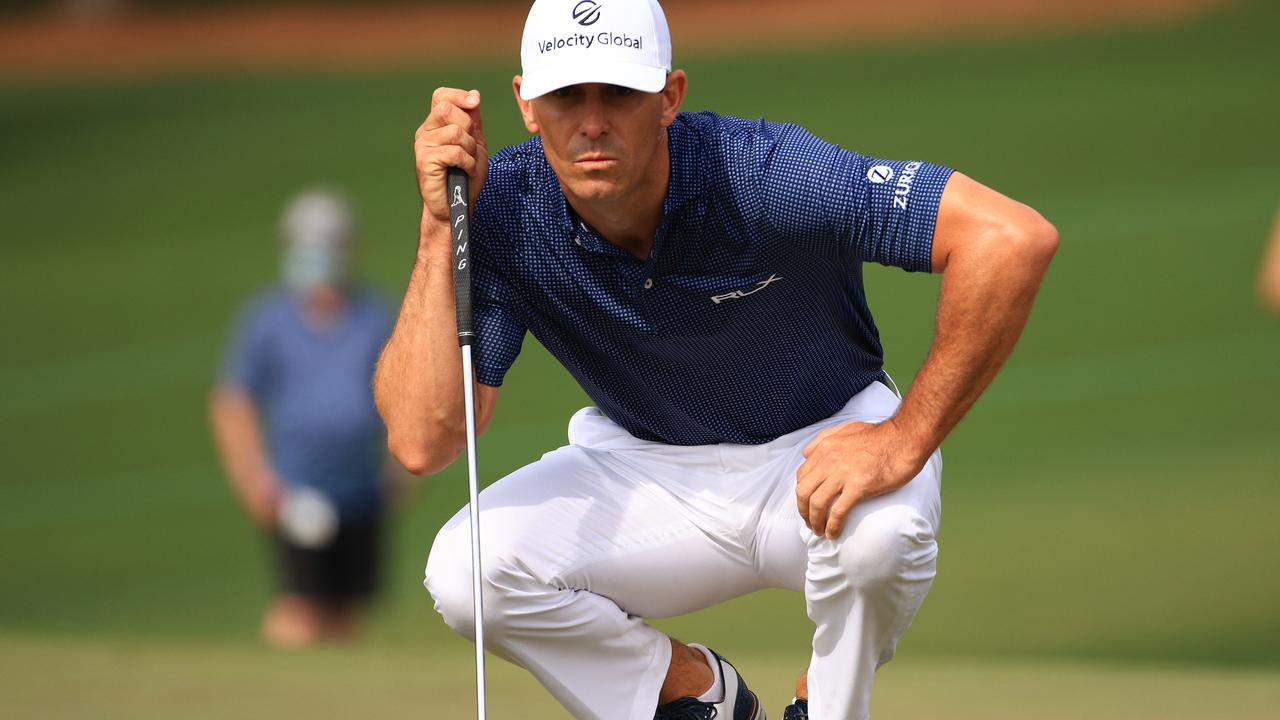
467, 111, 953, 446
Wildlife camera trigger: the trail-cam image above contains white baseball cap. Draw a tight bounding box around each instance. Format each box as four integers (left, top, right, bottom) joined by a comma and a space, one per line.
281, 188, 354, 248
519, 0, 673, 101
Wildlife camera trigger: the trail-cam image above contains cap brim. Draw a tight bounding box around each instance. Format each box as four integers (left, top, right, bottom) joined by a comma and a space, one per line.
519, 62, 667, 101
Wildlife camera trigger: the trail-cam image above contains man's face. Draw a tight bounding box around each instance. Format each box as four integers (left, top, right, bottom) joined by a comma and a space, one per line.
514, 73, 686, 204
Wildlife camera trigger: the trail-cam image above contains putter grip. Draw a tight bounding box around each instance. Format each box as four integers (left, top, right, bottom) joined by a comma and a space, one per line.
446, 167, 475, 346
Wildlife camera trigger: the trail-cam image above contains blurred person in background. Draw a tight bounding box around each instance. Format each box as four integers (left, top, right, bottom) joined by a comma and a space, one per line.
209, 188, 398, 649
1258, 208, 1280, 313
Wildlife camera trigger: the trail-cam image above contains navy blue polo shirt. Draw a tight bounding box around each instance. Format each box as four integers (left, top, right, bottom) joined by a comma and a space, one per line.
470, 111, 952, 446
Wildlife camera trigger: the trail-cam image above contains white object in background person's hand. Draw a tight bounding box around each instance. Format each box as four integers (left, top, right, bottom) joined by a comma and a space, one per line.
279, 487, 339, 549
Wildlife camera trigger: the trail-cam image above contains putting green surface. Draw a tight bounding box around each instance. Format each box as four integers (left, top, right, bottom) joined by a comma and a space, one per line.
2, 633, 1277, 719
1, 1, 1278, 716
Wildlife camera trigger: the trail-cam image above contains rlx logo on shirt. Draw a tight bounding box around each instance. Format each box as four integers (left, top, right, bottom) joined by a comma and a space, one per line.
711, 274, 782, 304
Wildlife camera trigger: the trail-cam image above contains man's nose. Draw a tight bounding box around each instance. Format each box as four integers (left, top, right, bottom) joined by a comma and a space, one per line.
579, 97, 609, 139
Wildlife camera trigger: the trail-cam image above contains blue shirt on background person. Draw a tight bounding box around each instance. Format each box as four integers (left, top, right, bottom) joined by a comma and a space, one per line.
469, 111, 953, 446
221, 285, 391, 522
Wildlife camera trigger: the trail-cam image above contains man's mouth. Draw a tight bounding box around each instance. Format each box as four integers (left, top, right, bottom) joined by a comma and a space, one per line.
574, 154, 618, 170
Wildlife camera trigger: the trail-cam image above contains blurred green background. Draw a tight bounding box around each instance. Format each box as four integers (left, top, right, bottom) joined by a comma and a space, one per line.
1, 1, 1278, 718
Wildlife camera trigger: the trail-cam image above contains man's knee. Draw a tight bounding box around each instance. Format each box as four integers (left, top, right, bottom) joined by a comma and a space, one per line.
837, 505, 937, 591
424, 518, 545, 641
425, 521, 479, 638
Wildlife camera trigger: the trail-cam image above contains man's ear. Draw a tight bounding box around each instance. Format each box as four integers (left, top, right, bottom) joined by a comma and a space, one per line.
659, 70, 688, 128
512, 76, 540, 133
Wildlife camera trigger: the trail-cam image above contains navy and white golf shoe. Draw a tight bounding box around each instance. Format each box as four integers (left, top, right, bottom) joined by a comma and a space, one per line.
781, 698, 807, 720
653, 646, 765, 720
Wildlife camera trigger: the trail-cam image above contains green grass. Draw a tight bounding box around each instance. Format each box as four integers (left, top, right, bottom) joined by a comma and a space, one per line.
2, 1, 1279, 716
2, 633, 1277, 719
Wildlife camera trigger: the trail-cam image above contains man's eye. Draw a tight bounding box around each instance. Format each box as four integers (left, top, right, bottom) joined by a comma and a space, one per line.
610, 86, 634, 97
553, 87, 574, 98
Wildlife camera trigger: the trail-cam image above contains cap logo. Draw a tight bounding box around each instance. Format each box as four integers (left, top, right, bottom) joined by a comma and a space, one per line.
573, 0, 602, 26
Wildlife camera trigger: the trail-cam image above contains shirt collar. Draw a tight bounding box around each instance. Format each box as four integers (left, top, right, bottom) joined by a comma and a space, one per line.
661, 117, 705, 218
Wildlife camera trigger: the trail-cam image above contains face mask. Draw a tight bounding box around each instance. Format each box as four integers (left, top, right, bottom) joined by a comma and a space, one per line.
283, 239, 349, 294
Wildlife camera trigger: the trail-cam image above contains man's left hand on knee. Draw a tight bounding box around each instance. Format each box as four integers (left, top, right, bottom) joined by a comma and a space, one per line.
795, 419, 930, 540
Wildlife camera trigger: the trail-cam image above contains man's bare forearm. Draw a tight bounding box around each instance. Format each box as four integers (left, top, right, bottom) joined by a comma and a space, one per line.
374, 212, 469, 475
208, 387, 279, 525
892, 210, 1058, 465
1258, 209, 1280, 312
383, 86, 494, 475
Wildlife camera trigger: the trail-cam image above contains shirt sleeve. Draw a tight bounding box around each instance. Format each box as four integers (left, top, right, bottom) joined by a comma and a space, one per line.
470, 197, 528, 388
760, 121, 953, 272
218, 296, 274, 400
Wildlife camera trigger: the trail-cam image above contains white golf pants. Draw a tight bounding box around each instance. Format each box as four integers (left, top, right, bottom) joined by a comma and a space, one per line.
425, 380, 942, 720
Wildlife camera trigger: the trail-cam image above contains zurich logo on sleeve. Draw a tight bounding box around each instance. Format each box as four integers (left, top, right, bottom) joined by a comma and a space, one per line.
866, 165, 895, 184
573, 0, 602, 26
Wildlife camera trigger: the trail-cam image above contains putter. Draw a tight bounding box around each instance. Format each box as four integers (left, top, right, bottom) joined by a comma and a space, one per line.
447, 166, 486, 720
